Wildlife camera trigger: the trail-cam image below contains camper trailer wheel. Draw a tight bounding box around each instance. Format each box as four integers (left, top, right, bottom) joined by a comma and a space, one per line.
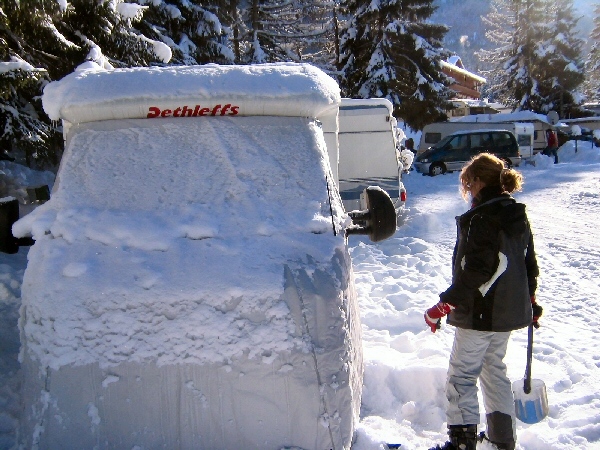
429, 162, 446, 177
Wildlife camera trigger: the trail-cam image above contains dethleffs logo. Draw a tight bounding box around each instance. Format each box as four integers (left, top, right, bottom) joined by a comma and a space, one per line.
147, 104, 240, 118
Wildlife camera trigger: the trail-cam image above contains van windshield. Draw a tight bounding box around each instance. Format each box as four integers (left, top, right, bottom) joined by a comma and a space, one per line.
431, 134, 456, 150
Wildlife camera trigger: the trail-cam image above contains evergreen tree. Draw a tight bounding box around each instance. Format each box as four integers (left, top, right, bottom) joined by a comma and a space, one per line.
0, 1, 86, 80
240, 0, 325, 63
134, 0, 235, 65
338, 0, 453, 131
584, 3, 600, 102
504, 0, 550, 112
478, 0, 584, 116
0, 2, 79, 167
0, 1, 174, 169
0, 59, 59, 168
476, 0, 517, 103
290, 0, 338, 70
538, 0, 584, 117
56, 0, 163, 72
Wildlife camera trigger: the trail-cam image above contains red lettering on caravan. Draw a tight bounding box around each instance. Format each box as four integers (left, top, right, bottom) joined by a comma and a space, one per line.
147, 107, 160, 118
146, 104, 240, 118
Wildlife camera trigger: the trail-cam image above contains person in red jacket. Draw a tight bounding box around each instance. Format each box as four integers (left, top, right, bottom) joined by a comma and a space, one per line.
545, 129, 559, 164
425, 153, 542, 450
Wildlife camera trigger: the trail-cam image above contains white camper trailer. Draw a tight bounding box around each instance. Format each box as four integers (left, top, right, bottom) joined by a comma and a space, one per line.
322, 98, 407, 214
419, 121, 535, 160
14, 64, 398, 450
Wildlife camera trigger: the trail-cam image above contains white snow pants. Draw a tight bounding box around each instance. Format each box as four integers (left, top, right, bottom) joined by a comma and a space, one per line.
445, 328, 516, 442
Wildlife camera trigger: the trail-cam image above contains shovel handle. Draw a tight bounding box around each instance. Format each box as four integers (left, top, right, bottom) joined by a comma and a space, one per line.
524, 324, 534, 394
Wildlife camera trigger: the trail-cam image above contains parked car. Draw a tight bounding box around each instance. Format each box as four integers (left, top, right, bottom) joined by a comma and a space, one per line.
414, 129, 523, 176
419, 120, 535, 156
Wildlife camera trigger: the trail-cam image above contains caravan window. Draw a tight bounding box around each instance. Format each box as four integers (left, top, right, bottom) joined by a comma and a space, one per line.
425, 132, 442, 144
517, 134, 532, 146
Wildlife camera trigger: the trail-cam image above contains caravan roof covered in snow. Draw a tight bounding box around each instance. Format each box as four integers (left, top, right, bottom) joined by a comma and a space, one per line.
452, 111, 554, 125
42, 63, 341, 124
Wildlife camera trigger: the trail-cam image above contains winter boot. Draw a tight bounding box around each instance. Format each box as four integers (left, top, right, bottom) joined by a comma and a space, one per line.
430, 424, 478, 450
484, 411, 516, 450
478, 431, 515, 450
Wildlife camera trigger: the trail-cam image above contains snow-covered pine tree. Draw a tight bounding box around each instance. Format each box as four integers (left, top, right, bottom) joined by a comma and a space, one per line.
476, 0, 517, 104
338, 0, 453, 131
57, 0, 165, 70
0, 1, 80, 167
0, 1, 86, 80
583, 3, 600, 102
479, 0, 584, 116
504, 0, 551, 112
291, 0, 338, 71
240, 0, 328, 63
133, 0, 235, 65
0, 59, 59, 168
537, 0, 585, 117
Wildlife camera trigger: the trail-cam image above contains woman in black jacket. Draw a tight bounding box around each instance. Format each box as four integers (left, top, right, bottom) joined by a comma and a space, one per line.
425, 153, 542, 450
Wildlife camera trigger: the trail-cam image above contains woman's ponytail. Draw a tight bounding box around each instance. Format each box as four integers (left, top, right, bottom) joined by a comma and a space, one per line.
500, 167, 523, 194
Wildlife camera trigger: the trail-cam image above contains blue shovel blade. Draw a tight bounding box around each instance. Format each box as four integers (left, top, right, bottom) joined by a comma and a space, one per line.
512, 379, 549, 424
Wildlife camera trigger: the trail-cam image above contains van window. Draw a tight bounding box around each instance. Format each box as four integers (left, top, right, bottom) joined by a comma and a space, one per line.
425, 132, 442, 144
448, 134, 469, 150
492, 132, 513, 148
471, 133, 493, 147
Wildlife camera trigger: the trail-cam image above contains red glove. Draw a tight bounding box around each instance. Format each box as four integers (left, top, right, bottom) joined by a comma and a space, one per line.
424, 302, 455, 333
531, 295, 543, 328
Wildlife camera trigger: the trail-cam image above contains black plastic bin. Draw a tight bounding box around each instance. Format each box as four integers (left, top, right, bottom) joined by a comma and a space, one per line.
0, 197, 19, 254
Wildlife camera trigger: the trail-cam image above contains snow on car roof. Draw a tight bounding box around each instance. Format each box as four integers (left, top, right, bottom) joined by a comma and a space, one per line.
42, 63, 341, 124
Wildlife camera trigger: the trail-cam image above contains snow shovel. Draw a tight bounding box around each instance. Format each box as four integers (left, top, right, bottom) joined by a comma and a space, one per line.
512, 324, 549, 424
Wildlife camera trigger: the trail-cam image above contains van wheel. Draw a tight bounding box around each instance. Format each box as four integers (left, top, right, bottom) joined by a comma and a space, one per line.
501, 158, 512, 168
429, 163, 446, 176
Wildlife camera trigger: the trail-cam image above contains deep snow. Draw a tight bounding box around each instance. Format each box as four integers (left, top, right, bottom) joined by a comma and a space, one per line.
1, 139, 600, 449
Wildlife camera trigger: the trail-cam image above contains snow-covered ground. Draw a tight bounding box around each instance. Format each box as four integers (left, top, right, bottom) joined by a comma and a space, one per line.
1, 140, 600, 449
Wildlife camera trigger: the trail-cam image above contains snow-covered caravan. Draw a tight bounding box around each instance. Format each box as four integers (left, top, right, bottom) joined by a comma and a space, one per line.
333, 98, 406, 213
561, 116, 600, 132
15, 64, 394, 450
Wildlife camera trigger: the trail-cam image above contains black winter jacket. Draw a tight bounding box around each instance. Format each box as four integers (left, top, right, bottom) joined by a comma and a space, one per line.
440, 186, 539, 332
